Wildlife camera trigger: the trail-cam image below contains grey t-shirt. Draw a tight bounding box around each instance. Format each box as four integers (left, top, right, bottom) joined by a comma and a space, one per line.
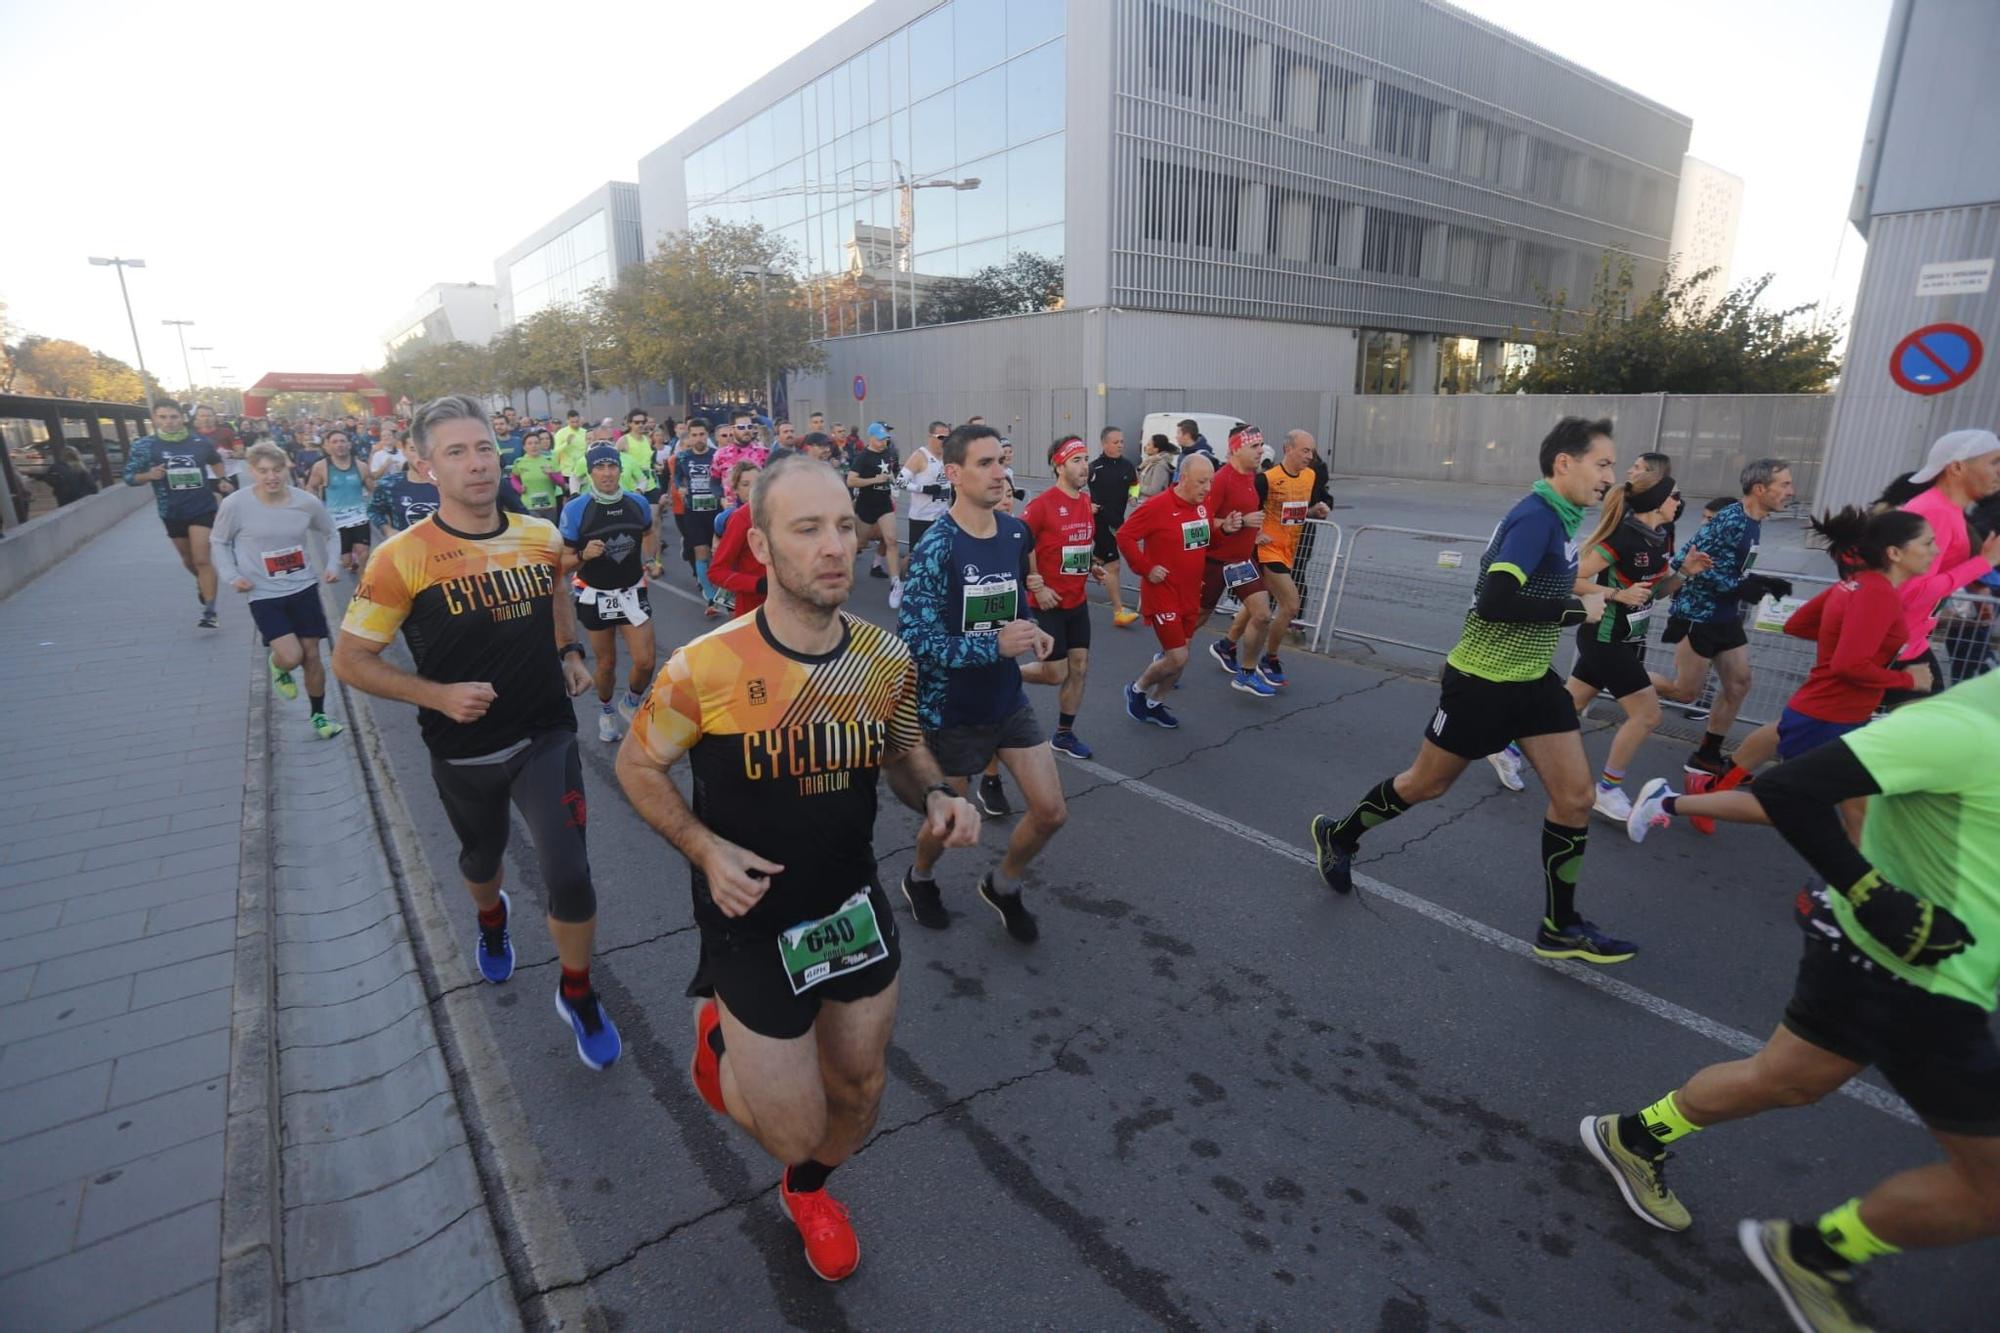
210, 486, 335, 601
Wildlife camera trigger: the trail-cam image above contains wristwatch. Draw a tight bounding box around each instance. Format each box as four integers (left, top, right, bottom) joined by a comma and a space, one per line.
558, 641, 585, 661
925, 782, 957, 802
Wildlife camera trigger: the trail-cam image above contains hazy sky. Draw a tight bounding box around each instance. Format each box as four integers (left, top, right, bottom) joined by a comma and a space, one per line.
1, 0, 1888, 387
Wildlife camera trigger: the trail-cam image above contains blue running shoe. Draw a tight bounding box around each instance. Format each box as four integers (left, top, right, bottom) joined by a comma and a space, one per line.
554, 985, 623, 1070
1125, 683, 1150, 724
1231, 669, 1276, 698
1050, 729, 1093, 760
477, 890, 515, 984
1207, 639, 1239, 675
1258, 656, 1288, 688
1532, 918, 1640, 965
1144, 700, 1180, 730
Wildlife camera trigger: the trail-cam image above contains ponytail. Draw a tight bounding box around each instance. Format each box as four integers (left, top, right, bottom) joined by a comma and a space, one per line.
1873, 471, 1932, 507
1580, 483, 1629, 558
1808, 505, 1928, 575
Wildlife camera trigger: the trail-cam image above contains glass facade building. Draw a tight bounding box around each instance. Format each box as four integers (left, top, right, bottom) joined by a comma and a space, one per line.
494, 182, 644, 328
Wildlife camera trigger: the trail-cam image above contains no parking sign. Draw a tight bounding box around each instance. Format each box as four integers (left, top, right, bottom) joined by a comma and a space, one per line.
1888, 323, 1982, 395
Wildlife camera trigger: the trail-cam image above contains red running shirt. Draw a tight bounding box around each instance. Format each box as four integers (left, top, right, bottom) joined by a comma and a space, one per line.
1021, 486, 1097, 609
1205, 464, 1263, 564
1782, 570, 1917, 723
1117, 489, 1212, 617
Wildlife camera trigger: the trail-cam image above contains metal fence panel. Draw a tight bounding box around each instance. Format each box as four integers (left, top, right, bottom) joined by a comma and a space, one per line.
1119, 517, 1343, 646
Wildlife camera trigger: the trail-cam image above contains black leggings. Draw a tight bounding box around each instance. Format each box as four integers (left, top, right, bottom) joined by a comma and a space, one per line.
429, 729, 596, 923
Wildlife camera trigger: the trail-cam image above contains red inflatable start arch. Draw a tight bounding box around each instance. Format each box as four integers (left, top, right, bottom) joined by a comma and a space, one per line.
242, 372, 393, 418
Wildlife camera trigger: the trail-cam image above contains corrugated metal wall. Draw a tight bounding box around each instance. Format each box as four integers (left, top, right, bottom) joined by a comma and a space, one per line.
1818, 204, 2000, 510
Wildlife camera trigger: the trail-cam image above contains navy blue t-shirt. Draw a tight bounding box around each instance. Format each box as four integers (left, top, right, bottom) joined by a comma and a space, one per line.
897, 512, 1031, 729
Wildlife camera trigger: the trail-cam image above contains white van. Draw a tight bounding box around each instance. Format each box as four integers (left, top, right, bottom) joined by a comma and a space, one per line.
1138, 410, 1272, 467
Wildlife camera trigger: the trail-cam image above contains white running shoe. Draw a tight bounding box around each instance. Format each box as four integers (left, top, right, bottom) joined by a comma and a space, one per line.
1591, 785, 1634, 823
1486, 746, 1526, 792
598, 712, 624, 744
1627, 777, 1672, 844
888, 578, 903, 611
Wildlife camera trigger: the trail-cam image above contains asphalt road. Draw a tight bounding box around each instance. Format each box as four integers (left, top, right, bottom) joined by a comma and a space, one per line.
337, 498, 1989, 1332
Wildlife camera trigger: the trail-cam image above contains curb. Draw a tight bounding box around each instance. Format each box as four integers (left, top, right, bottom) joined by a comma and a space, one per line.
220, 639, 283, 1331
341, 682, 602, 1331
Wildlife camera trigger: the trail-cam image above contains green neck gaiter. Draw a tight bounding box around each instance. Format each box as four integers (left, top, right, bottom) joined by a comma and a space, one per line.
1532, 478, 1585, 537
155, 428, 190, 443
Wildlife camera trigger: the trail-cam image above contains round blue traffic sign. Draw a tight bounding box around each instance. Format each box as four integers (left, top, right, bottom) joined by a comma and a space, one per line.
1889, 323, 1982, 395
852, 374, 867, 402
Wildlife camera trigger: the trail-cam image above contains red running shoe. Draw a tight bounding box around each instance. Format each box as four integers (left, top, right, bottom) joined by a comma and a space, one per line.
780, 1176, 860, 1281
1686, 772, 1718, 835
690, 998, 726, 1115
1712, 763, 1753, 793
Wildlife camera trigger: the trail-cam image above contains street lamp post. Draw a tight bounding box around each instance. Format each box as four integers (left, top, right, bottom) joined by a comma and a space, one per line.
87, 256, 155, 412
190, 345, 214, 386
162, 319, 196, 399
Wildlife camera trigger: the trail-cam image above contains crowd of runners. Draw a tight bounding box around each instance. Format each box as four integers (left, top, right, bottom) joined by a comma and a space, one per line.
119, 393, 2000, 1330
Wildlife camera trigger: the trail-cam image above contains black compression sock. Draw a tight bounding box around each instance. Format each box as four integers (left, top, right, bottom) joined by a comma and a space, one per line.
1615, 1113, 1662, 1158
1700, 731, 1726, 758
1541, 819, 1588, 930
309, 693, 326, 715
1058, 712, 1076, 731
785, 1159, 835, 1193
1787, 1220, 1850, 1274
1327, 778, 1410, 850
705, 1018, 725, 1060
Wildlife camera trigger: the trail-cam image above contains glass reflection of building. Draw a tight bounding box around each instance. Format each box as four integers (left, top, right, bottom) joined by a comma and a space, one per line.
678, 0, 1065, 336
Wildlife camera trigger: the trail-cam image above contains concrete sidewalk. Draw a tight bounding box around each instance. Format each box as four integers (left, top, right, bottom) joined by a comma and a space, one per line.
0, 506, 513, 1330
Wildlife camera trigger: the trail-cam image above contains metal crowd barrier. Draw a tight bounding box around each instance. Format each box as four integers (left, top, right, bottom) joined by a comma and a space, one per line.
1115, 517, 1343, 645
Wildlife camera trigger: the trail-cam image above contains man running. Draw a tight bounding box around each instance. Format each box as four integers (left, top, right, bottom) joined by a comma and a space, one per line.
1020, 435, 1101, 758
1309, 417, 1632, 962
212, 441, 346, 739
560, 446, 658, 744
897, 425, 1062, 942
672, 419, 724, 615
1581, 672, 1998, 1332
616, 454, 979, 1283
1219, 429, 1328, 689
901, 421, 953, 555
1202, 425, 1279, 698
1652, 459, 1796, 778
126, 400, 234, 628
334, 394, 620, 1071
1086, 426, 1140, 627
306, 428, 376, 578
553, 409, 590, 481
1117, 453, 1216, 728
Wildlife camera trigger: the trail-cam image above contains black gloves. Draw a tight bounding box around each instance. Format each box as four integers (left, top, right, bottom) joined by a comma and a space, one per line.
1735, 574, 1794, 603
1842, 870, 1976, 966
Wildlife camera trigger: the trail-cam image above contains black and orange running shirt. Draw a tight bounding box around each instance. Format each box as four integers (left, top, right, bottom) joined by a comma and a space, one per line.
628, 608, 923, 937
341, 513, 575, 759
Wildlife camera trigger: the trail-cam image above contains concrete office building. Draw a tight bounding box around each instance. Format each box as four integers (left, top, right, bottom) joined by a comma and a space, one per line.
637, 0, 1690, 474
1667, 155, 1743, 309
382, 282, 500, 355
1819, 0, 2000, 510
495, 182, 645, 328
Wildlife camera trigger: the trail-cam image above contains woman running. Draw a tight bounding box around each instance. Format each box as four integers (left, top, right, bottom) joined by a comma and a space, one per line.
1566, 471, 1712, 821
1627, 506, 1937, 842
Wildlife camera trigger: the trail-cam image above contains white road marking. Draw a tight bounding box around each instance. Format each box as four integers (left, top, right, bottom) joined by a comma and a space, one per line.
1068, 758, 1920, 1127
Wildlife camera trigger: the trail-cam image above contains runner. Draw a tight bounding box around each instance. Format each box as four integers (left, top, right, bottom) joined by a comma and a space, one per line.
124, 400, 233, 628
900, 421, 952, 555
896, 425, 1062, 941
1086, 426, 1141, 627
615, 410, 664, 576
1117, 453, 1216, 728
672, 419, 725, 616
1308, 417, 1631, 963
1651, 459, 1797, 780
615, 453, 977, 1283
1201, 426, 1279, 698
1020, 436, 1102, 758
847, 425, 902, 604
1582, 670, 1999, 1333
559, 446, 658, 744
713, 421, 770, 503
1222, 430, 1330, 688
333, 394, 620, 1071
511, 428, 567, 519
553, 409, 591, 480
1565, 470, 1711, 821
709, 461, 769, 621
1879, 428, 2000, 702
306, 429, 376, 578
211, 442, 345, 739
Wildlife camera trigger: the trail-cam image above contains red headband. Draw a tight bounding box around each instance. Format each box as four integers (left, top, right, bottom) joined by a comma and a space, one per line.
1052, 438, 1087, 467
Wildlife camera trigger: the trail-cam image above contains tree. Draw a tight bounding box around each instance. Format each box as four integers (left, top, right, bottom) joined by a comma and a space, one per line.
918, 252, 1065, 326
12, 337, 98, 398
374, 337, 494, 407
1504, 252, 1841, 395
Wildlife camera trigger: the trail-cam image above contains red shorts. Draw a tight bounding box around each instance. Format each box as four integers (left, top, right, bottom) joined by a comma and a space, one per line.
1199, 559, 1267, 619
1149, 608, 1192, 651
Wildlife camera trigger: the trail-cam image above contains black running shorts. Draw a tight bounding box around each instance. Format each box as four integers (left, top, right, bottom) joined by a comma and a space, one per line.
925, 703, 1043, 777
1570, 633, 1654, 699
1423, 665, 1579, 759
428, 729, 595, 923
249, 586, 331, 645
1093, 520, 1123, 564
686, 882, 902, 1040
576, 586, 651, 632
1783, 898, 2000, 1136
338, 523, 371, 555
1664, 615, 1747, 658
1034, 602, 1091, 657
163, 510, 216, 540
675, 510, 714, 561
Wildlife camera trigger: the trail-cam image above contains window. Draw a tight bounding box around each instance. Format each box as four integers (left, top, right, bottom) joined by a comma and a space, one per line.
1009, 0, 1063, 54
1456, 114, 1503, 182
957, 153, 1008, 244
1444, 227, 1497, 289
955, 65, 1007, 163
1006, 133, 1063, 233
911, 91, 956, 175
1524, 139, 1578, 204
909, 5, 953, 100
955, 0, 1006, 78
1138, 159, 1239, 250
1357, 331, 1413, 394
1372, 85, 1438, 161
1361, 208, 1425, 278
1436, 336, 1481, 394
1141, 1, 1248, 105
1006, 39, 1064, 146
1517, 242, 1566, 297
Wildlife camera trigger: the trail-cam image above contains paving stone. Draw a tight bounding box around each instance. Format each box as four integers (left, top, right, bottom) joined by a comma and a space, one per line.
280, 1006, 434, 1096
0, 855, 186, 915
276, 872, 395, 917
108, 1028, 230, 1108
0, 905, 148, 973
93, 1279, 216, 1333
275, 895, 401, 946
0, 988, 229, 1091
0, 1081, 225, 1203
130, 954, 234, 1009
32, 919, 234, 996
4, 817, 173, 869
75, 1131, 224, 1247
0, 974, 131, 1046
285, 1141, 483, 1278
0, 965, 31, 1005
0, 1063, 110, 1145
282, 1083, 463, 1207
82, 825, 238, 873
282, 1044, 450, 1146
0, 1200, 220, 1329
0, 1179, 82, 1276
277, 941, 417, 1012
0, 901, 63, 938
57, 869, 235, 926
276, 914, 403, 975
144, 889, 238, 935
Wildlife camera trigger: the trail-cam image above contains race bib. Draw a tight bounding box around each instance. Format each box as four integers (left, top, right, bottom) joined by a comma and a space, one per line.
1280, 500, 1307, 527
1223, 559, 1259, 590
330, 506, 369, 527
961, 575, 1018, 633
261, 546, 306, 576
1058, 544, 1093, 575
166, 465, 204, 491
583, 586, 649, 625
525, 495, 557, 512
1180, 519, 1210, 551
690, 491, 719, 512
777, 891, 887, 996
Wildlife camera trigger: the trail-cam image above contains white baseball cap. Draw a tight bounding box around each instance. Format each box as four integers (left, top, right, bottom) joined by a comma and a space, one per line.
1911, 428, 2000, 484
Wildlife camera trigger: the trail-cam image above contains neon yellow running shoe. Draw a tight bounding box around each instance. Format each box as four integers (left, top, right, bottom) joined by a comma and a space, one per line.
311, 713, 345, 740
1738, 1219, 1870, 1332
1578, 1114, 1690, 1232
269, 654, 299, 701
